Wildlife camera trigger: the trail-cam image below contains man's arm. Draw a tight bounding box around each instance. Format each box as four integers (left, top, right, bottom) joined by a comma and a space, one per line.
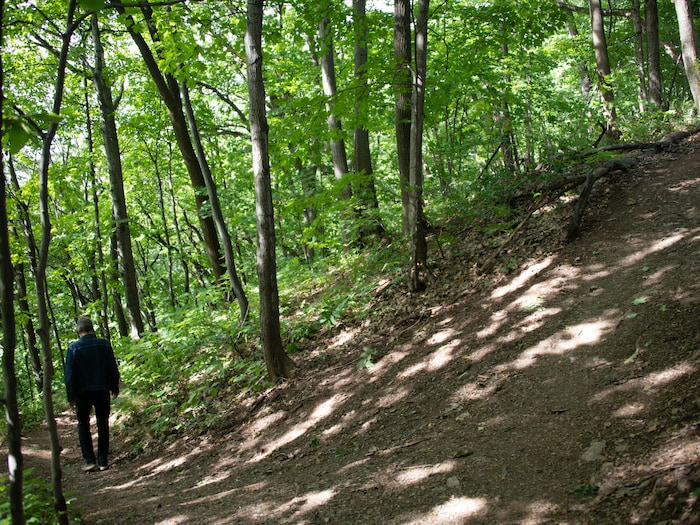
65, 345, 75, 404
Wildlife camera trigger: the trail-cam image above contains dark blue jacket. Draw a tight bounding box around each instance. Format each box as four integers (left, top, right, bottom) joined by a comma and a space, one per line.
65, 333, 120, 403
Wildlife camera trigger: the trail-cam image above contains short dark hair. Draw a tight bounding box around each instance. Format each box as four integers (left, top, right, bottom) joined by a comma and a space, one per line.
76, 316, 94, 334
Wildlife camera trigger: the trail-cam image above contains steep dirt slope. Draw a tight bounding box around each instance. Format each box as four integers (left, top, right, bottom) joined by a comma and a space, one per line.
24, 135, 699, 524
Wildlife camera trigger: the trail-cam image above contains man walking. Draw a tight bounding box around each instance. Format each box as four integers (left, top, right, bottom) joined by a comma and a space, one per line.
65, 316, 120, 472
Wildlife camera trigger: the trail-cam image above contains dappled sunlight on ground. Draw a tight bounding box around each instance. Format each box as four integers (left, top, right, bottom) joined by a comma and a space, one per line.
398, 496, 488, 524
490, 257, 555, 300
244, 393, 351, 462
501, 320, 614, 370
273, 489, 336, 523
592, 362, 697, 403
23, 144, 699, 524
392, 460, 456, 486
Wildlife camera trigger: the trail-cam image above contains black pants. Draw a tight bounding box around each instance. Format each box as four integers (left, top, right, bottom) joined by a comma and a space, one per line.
75, 390, 111, 466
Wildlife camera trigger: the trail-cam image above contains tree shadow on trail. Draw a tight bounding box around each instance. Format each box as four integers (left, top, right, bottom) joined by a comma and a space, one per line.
25, 148, 700, 524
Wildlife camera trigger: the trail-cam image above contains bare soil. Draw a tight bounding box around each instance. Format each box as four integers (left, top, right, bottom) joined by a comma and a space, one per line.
24, 135, 699, 524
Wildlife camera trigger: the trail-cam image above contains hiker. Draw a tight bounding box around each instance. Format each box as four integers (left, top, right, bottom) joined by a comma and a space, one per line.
64, 316, 120, 472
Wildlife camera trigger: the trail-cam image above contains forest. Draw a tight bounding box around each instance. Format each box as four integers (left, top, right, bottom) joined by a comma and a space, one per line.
1, 0, 699, 522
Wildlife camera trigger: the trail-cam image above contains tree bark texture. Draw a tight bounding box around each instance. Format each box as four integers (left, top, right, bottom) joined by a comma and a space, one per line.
408, 0, 429, 293
645, 0, 663, 108
631, 0, 648, 109
353, 0, 383, 240
318, 16, 352, 195
0, 1, 25, 519
589, 0, 618, 133
91, 14, 144, 337
394, 0, 412, 235
246, 0, 295, 382
672, 0, 700, 114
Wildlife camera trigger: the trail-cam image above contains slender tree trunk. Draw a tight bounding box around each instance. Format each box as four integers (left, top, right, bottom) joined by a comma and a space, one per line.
589, 0, 618, 135
34, 2, 77, 523
564, 10, 593, 101
116, 5, 226, 283
91, 14, 144, 337
295, 157, 319, 261
394, 0, 412, 235
15, 261, 42, 391
180, 82, 249, 321
0, 1, 25, 518
646, 0, 663, 108
110, 232, 130, 338
631, 0, 648, 110
84, 88, 110, 337
672, 0, 700, 114
498, 40, 518, 174
408, 0, 429, 293
167, 144, 191, 295
318, 17, 351, 191
352, 0, 383, 241
245, 0, 295, 381
8, 161, 43, 391
316, 14, 355, 246
147, 146, 176, 308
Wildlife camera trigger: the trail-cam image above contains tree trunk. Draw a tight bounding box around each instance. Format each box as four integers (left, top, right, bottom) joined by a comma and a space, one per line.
318, 17, 351, 189
672, 0, 700, 114
563, 10, 593, 101
167, 144, 191, 295
394, 0, 412, 235
245, 0, 295, 382
0, 2, 25, 518
91, 14, 144, 337
147, 146, 176, 308
589, 0, 618, 135
408, 0, 429, 293
110, 231, 130, 338
295, 157, 319, 261
645, 0, 663, 108
34, 2, 77, 523
631, 0, 648, 110
180, 81, 249, 321
498, 41, 518, 174
352, 0, 383, 241
1, 156, 24, 525
8, 161, 43, 391
317, 14, 354, 245
116, 5, 226, 283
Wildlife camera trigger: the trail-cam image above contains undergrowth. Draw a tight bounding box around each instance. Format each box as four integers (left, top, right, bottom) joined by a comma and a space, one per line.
69, 114, 699, 455
0, 469, 81, 524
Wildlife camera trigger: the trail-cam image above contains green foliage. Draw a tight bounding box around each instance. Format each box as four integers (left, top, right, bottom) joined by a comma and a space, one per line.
0, 469, 81, 524
357, 346, 378, 369
5, 0, 699, 469
115, 302, 270, 440
574, 482, 599, 497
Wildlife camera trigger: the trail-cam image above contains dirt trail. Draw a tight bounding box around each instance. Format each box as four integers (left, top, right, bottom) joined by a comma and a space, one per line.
23, 136, 700, 524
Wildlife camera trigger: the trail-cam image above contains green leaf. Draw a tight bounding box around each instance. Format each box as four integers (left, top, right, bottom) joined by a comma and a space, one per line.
632, 297, 648, 305
78, 0, 105, 11
5, 119, 31, 154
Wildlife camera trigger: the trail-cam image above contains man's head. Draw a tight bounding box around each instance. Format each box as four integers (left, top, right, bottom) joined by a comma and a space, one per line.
76, 316, 95, 335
